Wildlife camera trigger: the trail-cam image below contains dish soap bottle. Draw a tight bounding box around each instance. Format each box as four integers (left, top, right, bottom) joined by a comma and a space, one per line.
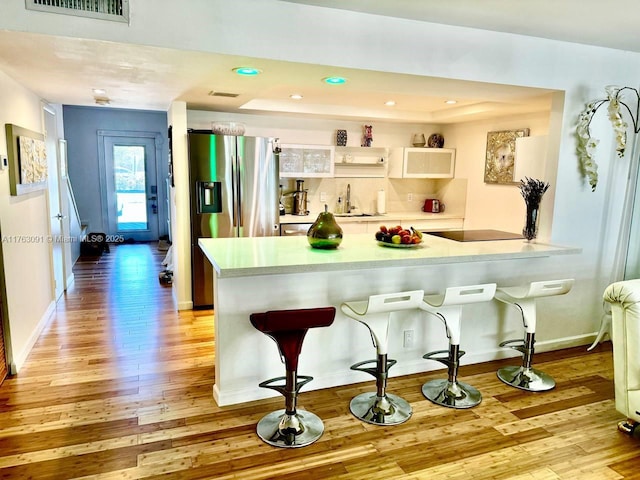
307, 204, 343, 249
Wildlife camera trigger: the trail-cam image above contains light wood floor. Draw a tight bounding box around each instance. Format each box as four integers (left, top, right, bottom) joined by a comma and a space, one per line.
0, 243, 638, 479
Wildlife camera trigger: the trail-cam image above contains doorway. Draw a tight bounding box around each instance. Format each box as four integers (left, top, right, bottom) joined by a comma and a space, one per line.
97, 130, 163, 242
43, 105, 68, 300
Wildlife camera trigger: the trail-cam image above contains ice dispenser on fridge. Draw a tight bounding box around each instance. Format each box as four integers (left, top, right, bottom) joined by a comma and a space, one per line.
196, 181, 222, 214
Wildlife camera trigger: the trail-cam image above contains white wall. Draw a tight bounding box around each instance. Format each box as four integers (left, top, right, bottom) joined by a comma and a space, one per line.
443, 111, 552, 232
0, 70, 55, 372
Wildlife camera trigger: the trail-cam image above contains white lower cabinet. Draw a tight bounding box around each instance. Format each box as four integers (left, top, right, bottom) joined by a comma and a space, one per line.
338, 222, 368, 234
411, 218, 463, 231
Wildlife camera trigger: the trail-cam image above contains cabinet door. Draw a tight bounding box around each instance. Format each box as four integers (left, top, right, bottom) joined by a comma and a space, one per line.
403, 148, 455, 178
339, 222, 368, 234
412, 218, 464, 231
279, 144, 335, 178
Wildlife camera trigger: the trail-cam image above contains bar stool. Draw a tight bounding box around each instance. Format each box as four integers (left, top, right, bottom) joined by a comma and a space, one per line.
250, 306, 336, 448
341, 290, 424, 425
494, 279, 574, 391
419, 283, 497, 409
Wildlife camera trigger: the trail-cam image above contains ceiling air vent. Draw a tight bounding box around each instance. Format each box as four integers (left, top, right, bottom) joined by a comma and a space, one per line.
208, 91, 240, 98
25, 0, 129, 23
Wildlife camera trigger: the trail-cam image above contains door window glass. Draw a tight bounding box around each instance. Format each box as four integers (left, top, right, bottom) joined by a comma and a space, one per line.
114, 145, 148, 232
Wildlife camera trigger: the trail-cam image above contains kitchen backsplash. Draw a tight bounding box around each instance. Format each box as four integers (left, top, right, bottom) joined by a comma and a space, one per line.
280, 176, 467, 216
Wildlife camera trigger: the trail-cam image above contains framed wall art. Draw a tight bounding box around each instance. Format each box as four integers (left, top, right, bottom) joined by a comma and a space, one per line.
484, 128, 530, 185
5, 123, 48, 195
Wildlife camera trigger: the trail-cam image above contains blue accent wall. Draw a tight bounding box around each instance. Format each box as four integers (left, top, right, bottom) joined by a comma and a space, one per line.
62, 105, 168, 238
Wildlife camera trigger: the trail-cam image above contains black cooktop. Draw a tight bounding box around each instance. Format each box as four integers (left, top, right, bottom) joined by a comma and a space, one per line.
426, 229, 523, 242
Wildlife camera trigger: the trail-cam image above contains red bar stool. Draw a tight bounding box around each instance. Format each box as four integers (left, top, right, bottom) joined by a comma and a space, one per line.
495, 279, 574, 391
420, 283, 497, 409
250, 306, 336, 448
341, 290, 424, 425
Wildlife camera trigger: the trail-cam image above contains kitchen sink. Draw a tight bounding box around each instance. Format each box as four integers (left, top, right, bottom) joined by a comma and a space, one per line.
334, 213, 373, 217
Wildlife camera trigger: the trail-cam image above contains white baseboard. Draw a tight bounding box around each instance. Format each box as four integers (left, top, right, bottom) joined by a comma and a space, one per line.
211, 333, 599, 407
10, 300, 56, 374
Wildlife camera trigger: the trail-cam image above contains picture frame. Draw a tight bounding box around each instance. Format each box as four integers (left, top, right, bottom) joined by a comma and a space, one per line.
5, 123, 48, 195
484, 128, 530, 185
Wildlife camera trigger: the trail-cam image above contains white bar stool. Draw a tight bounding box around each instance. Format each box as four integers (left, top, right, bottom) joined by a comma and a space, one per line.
419, 283, 497, 409
341, 290, 424, 425
494, 279, 574, 391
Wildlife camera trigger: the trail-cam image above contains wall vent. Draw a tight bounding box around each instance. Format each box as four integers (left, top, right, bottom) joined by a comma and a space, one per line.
25, 0, 129, 23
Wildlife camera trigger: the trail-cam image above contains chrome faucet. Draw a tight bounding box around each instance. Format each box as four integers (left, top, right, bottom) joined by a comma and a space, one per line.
346, 184, 351, 213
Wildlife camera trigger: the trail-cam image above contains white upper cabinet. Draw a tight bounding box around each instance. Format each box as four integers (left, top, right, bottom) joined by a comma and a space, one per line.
279, 144, 335, 178
389, 147, 456, 179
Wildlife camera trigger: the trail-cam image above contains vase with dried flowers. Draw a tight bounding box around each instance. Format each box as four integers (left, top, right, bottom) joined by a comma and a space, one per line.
519, 177, 550, 241
576, 86, 640, 191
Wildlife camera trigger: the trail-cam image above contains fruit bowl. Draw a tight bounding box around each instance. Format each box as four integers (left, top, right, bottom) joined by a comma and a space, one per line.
376, 240, 423, 248
374, 224, 424, 247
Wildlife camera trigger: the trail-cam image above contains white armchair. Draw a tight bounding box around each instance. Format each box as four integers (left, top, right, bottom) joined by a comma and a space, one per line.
604, 279, 640, 434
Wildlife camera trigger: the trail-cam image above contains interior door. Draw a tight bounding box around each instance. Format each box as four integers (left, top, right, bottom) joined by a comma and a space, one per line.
101, 134, 160, 242
43, 105, 65, 300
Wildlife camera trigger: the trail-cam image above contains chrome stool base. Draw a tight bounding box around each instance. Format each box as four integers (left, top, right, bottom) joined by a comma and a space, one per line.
256, 409, 324, 448
350, 392, 412, 425
497, 365, 555, 392
422, 378, 482, 409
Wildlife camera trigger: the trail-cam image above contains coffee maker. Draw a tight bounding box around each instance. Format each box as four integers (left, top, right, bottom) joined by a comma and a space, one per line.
292, 179, 309, 215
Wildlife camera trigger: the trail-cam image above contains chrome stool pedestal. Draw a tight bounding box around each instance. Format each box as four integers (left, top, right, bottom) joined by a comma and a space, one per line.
420, 283, 497, 409
341, 290, 424, 426
421, 344, 481, 409
251, 307, 336, 448
348, 356, 412, 425
495, 279, 574, 392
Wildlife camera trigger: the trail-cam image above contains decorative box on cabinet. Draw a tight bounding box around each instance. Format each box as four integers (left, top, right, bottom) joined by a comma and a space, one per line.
389, 147, 455, 179
279, 144, 335, 178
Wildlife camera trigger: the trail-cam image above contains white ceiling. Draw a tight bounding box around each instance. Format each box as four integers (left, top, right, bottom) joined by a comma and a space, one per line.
285, 0, 640, 53
0, 1, 635, 123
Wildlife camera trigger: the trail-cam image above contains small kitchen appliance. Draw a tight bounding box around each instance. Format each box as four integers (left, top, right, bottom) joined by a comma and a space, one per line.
292, 179, 309, 215
422, 199, 441, 213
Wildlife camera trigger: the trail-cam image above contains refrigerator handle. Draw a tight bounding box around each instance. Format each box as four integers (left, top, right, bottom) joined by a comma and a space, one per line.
231, 156, 238, 227
236, 154, 243, 227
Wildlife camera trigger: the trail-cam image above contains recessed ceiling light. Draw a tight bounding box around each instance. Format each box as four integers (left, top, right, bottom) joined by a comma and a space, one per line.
385, 100, 396, 106
322, 76, 346, 85
290, 94, 303, 100
233, 67, 262, 76
445, 99, 457, 104
92, 88, 106, 95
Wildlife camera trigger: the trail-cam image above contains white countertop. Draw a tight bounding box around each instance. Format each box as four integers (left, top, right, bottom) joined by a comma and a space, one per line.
279, 211, 463, 224
199, 234, 581, 278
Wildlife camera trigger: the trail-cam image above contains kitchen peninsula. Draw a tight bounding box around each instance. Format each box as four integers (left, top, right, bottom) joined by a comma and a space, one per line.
199, 234, 581, 406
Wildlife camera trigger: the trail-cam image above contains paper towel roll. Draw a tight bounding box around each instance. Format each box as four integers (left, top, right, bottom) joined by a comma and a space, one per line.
377, 189, 386, 214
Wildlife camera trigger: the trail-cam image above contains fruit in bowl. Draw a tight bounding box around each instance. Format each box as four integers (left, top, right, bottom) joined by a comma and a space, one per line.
375, 225, 423, 245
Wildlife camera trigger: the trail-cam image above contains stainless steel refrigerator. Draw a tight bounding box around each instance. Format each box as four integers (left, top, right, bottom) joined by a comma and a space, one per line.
188, 131, 280, 308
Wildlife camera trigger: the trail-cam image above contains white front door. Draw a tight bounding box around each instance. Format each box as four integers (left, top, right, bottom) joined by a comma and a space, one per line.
98, 131, 162, 242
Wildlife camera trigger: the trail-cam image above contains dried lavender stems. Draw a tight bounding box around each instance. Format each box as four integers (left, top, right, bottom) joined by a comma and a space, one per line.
519, 177, 550, 207
519, 177, 550, 241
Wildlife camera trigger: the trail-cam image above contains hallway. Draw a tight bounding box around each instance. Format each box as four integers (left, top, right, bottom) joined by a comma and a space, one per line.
0, 244, 637, 479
